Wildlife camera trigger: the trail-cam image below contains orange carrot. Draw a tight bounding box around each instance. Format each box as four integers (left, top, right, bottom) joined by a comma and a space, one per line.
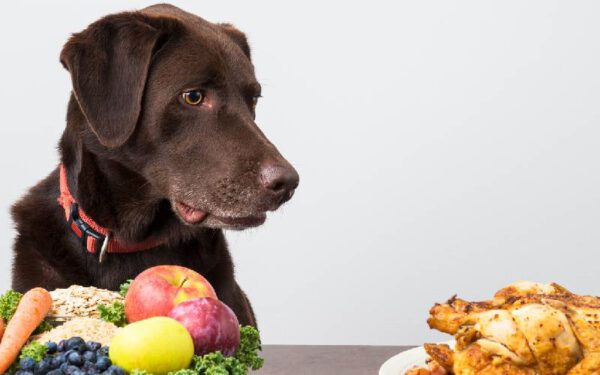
0, 318, 4, 341
0, 288, 52, 373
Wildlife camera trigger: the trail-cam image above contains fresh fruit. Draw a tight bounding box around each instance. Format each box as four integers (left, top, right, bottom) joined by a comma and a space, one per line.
50, 356, 63, 369
15, 338, 125, 375
66, 337, 86, 352
125, 265, 217, 322
35, 358, 51, 373
68, 351, 83, 366
105, 365, 126, 375
109, 317, 194, 374
83, 350, 96, 362
96, 355, 112, 371
19, 357, 36, 371
57, 340, 67, 352
46, 342, 58, 354
86, 341, 101, 352
169, 297, 240, 356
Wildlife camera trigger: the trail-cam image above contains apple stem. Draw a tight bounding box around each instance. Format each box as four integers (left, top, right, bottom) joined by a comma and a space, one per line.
178, 276, 188, 289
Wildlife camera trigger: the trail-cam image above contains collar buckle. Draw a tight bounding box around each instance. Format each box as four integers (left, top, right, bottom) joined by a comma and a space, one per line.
69, 203, 106, 255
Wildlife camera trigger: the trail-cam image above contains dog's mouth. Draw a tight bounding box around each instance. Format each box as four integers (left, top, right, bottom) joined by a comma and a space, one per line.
175, 201, 208, 224
174, 201, 266, 229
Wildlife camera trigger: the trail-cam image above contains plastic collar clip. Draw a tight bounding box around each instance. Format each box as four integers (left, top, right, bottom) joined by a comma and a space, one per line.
68, 203, 110, 262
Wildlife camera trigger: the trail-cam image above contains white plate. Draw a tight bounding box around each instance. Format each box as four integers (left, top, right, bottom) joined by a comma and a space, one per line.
379, 341, 454, 375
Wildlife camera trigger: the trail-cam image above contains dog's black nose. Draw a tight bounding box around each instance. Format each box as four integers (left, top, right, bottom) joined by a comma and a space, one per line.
259, 161, 299, 205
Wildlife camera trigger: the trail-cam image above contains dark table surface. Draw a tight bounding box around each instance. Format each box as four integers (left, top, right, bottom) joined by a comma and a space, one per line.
260, 345, 413, 375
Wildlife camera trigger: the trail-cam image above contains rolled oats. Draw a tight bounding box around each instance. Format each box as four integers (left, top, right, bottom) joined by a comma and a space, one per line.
49, 285, 123, 319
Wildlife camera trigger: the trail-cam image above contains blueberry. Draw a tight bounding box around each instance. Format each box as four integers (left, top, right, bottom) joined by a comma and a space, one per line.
100, 366, 125, 375
66, 337, 86, 352
63, 366, 80, 375
67, 351, 83, 366
50, 356, 63, 369
108, 365, 125, 375
47, 370, 64, 375
57, 352, 69, 364
46, 342, 58, 355
71, 370, 85, 375
65, 350, 79, 360
83, 361, 96, 369
35, 358, 52, 373
59, 362, 69, 372
66, 337, 85, 347
98, 347, 109, 357
15, 371, 34, 375
82, 351, 96, 363
95, 357, 111, 372
57, 340, 67, 352
19, 357, 36, 371
86, 342, 101, 352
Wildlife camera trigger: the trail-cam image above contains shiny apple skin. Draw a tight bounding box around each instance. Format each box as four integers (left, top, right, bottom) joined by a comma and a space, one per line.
125, 265, 218, 323
169, 297, 241, 356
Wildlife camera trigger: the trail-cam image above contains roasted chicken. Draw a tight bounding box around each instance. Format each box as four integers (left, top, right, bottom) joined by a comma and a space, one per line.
408, 281, 600, 375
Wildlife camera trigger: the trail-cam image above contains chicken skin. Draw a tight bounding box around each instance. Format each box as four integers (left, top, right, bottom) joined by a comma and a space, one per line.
412, 281, 600, 375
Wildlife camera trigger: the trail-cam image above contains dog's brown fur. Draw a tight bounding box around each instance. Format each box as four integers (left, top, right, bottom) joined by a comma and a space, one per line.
10, 4, 299, 327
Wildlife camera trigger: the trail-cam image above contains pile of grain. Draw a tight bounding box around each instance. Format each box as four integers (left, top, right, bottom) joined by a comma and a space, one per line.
35, 317, 120, 346
49, 285, 123, 319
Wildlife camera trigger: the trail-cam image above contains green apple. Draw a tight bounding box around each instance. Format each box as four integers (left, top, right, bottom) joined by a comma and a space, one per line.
109, 317, 194, 374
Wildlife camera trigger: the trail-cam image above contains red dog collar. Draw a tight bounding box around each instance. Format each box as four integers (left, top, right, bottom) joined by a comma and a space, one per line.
57, 164, 163, 261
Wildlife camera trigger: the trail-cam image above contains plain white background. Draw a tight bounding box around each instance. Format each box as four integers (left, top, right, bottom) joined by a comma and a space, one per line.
1, 1, 600, 346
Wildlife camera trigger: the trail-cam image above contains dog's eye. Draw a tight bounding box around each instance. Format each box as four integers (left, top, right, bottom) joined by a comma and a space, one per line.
182, 90, 205, 106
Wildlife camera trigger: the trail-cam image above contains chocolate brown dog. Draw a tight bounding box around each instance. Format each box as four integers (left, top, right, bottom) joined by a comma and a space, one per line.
10, 4, 298, 326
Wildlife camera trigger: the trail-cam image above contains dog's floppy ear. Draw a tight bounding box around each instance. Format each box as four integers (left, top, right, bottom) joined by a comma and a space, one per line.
60, 13, 181, 148
219, 23, 251, 59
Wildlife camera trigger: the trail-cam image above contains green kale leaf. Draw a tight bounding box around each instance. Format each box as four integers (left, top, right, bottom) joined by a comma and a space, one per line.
20, 341, 48, 363
120, 279, 133, 297
98, 301, 127, 327
236, 326, 264, 371
0, 290, 24, 322
193, 352, 247, 375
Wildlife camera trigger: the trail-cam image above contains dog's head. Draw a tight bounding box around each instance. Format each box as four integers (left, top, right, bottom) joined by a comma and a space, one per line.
60, 4, 298, 230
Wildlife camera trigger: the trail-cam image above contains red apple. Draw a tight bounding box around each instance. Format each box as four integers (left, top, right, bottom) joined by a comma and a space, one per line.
125, 265, 217, 323
168, 297, 240, 356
